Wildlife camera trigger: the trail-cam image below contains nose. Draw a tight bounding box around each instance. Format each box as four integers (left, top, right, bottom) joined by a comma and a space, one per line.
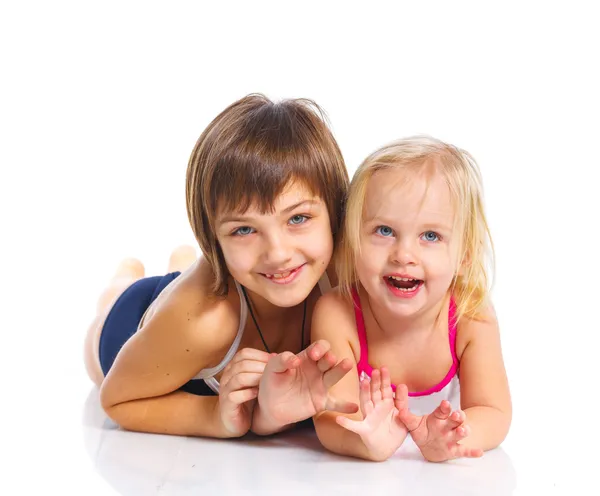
390, 239, 418, 266
263, 231, 293, 267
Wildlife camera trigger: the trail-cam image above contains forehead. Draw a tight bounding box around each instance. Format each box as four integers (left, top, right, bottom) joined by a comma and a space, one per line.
364, 167, 454, 225
217, 180, 321, 219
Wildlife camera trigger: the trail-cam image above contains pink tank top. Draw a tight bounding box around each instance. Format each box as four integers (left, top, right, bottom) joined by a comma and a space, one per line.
352, 288, 460, 401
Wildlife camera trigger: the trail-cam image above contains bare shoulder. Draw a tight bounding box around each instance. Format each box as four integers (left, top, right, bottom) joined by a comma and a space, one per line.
147, 258, 239, 359
312, 287, 359, 359
100, 258, 241, 407
455, 301, 501, 360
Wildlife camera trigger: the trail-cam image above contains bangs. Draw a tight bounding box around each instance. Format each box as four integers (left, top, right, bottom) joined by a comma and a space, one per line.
210, 104, 331, 216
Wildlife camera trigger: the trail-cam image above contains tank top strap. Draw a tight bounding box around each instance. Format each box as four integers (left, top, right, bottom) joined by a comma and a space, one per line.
351, 288, 373, 377
448, 296, 459, 369
191, 280, 247, 384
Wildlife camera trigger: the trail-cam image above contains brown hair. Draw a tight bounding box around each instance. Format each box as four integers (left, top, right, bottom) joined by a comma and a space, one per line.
186, 93, 349, 296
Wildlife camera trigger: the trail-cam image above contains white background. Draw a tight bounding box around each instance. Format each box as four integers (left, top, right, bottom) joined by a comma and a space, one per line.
2, 1, 599, 494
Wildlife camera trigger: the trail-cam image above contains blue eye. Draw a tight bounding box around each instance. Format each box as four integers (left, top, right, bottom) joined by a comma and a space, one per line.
289, 214, 308, 225
233, 226, 255, 236
376, 225, 394, 237
421, 231, 440, 242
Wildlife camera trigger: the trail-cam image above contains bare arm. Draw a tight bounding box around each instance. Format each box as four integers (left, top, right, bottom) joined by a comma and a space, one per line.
100, 288, 242, 438
311, 291, 387, 461
456, 307, 512, 450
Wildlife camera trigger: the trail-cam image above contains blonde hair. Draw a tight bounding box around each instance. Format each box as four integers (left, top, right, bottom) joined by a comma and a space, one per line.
186, 93, 349, 296
337, 135, 495, 322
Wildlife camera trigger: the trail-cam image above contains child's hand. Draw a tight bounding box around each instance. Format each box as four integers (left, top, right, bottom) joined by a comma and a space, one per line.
217, 348, 270, 437
254, 340, 358, 430
397, 399, 484, 462
336, 367, 409, 461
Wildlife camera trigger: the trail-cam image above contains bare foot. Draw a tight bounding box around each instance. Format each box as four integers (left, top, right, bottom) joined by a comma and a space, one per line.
167, 245, 197, 273
86, 256, 146, 386
96, 257, 145, 314
113, 257, 145, 280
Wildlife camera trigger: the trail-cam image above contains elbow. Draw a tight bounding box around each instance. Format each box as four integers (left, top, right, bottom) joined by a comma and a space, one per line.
99, 385, 132, 430
483, 407, 513, 450
99, 383, 118, 413
497, 410, 512, 445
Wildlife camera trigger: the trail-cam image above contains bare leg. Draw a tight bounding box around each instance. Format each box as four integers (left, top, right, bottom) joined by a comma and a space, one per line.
83, 258, 145, 388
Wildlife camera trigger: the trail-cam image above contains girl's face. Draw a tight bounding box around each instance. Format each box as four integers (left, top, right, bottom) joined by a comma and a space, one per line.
356, 167, 461, 319
216, 181, 333, 308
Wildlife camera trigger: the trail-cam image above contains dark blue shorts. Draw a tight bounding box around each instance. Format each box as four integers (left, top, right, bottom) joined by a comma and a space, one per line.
99, 271, 215, 396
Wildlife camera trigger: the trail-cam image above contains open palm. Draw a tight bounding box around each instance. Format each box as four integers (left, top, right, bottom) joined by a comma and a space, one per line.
256, 340, 357, 427
398, 400, 484, 462
336, 368, 409, 461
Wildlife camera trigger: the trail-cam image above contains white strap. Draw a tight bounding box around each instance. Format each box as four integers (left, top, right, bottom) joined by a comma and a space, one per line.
190, 280, 248, 390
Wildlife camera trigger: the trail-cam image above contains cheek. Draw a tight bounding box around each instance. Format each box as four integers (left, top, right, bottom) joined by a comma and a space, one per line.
219, 239, 255, 272
304, 221, 334, 259
356, 240, 385, 276
424, 249, 456, 279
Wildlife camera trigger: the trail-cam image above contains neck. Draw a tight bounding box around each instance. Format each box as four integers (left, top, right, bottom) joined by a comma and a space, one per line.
241, 285, 308, 353
362, 287, 450, 341
242, 287, 281, 322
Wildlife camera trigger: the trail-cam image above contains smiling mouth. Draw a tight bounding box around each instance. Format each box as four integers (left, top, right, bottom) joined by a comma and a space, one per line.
262, 264, 305, 280
385, 276, 423, 291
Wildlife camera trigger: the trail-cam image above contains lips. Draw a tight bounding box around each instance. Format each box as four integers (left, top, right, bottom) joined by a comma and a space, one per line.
385, 275, 423, 290
384, 275, 423, 298
260, 263, 306, 284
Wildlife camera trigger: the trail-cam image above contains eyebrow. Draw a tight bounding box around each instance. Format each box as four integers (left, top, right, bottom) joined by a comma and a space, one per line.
218, 199, 319, 225
364, 217, 453, 232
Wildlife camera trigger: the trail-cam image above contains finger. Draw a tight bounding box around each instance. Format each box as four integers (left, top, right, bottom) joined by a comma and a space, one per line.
335, 415, 366, 435
322, 357, 353, 389
225, 372, 263, 391
380, 367, 393, 400
220, 359, 268, 387
359, 378, 374, 416
225, 387, 259, 405
229, 360, 269, 375
394, 383, 409, 411
451, 444, 484, 459
370, 369, 382, 403
266, 352, 301, 373
447, 409, 466, 429
231, 347, 273, 364
304, 339, 332, 361
316, 351, 337, 373
449, 423, 471, 442
395, 385, 422, 431
431, 400, 452, 421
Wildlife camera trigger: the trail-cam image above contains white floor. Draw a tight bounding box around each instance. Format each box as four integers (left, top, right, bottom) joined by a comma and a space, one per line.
5, 353, 595, 496
79, 388, 519, 496
4, 2, 600, 494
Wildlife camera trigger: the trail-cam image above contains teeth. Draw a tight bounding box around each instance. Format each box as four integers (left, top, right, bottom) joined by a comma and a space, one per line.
388, 276, 418, 281
266, 270, 292, 279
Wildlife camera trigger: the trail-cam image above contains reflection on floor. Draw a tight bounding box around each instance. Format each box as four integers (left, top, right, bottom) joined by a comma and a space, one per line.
82, 388, 517, 495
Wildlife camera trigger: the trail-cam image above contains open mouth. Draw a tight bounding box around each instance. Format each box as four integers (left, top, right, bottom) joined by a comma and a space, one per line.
384, 276, 423, 292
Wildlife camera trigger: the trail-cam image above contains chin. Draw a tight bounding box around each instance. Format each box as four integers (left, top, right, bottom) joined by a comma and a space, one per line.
264, 288, 310, 307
